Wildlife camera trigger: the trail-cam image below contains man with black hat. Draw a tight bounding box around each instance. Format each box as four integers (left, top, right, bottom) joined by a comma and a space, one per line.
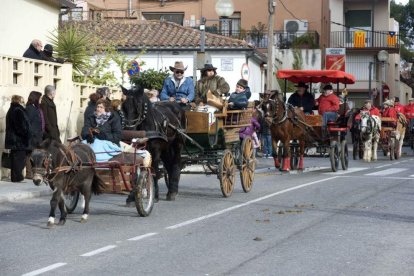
160, 61, 194, 105
41, 44, 64, 63
195, 63, 230, 106
315, 84, 340, 138
288, 82, 314, 114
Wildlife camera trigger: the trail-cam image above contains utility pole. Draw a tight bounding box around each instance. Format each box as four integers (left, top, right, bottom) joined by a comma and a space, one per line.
266, 0, 276, 91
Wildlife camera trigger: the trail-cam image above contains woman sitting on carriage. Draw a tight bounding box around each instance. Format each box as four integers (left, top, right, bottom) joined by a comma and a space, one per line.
381, 99, 398, 128
81, 98, 122, 161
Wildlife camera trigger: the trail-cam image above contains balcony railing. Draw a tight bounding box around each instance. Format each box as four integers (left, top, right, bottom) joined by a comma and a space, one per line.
330, 30, 400, 53
205, 29, 320, 49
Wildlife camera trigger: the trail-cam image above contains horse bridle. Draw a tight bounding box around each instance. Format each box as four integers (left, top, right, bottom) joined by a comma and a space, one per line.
263, 98, 288, 125
32, 149, 53, 177
124, 101, 148, 129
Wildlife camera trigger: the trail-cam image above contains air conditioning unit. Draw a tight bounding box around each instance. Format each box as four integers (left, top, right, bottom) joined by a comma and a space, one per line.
284, 19, 308, 42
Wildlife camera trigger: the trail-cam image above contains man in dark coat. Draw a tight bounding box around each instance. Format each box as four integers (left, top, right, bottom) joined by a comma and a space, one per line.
288, 82, 315, 114
5, 95, 31, 182
41, 44, 65, 63
23, 39, 44, 61
40, 85, 61, 143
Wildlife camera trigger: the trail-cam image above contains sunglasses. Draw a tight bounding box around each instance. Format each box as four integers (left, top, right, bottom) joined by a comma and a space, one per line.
175, 70, 184, 74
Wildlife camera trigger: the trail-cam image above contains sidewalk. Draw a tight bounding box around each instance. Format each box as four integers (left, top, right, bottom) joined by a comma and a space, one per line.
0, 157, 276, 203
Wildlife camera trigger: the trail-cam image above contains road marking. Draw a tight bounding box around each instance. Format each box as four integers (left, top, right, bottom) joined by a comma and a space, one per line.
255, 166, 329, 174
22, 263, 67, 276
365, 168, 408, 176
323, 167, 369, 175
410, 175, 414, 178
374, 164, 393, 169
80, 245, 117, 257
127, 232, 158, 241
165, 176, 338, 230
339, 175, 414, 180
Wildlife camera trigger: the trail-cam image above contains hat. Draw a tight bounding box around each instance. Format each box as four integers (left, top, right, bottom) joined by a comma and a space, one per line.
43, 44, 53, 54
199, 63, 217, 72
237, 79, 248, 89
323, 84, 333, 90
295, 82, 308, 88
383, 100, 393, 106
169, 61, 187, 71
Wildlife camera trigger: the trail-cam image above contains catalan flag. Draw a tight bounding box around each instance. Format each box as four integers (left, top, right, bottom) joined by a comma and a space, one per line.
354, 31, 365, 48
387, 31, 397, 47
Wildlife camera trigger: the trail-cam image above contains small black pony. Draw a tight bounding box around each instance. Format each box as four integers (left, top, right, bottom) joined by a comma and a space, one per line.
121, 85, 186, 201
31, 139, 105, 227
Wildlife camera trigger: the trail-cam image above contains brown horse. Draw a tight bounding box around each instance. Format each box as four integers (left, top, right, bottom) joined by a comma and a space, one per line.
259, 92, 311, 171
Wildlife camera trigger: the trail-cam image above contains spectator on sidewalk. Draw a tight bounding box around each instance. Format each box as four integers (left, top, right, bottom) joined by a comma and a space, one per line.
84, 92, 100, 122
41, 44, 64, 63
40, 85, 61, 143
5, 95, 31, 182
25, 91, 45, 179
23, 39, 44, 61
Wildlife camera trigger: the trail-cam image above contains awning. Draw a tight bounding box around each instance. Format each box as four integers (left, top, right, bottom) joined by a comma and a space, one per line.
276, 69, 356, 84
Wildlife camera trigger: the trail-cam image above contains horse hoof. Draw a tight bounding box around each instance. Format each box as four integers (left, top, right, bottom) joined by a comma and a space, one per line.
166, 192, 177, 201
57, 219, 66, 226
80, 214, 88, 223
47, 222, 55, 228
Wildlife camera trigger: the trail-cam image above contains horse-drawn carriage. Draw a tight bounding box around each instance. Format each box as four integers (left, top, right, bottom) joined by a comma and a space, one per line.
182, 103, 256, 197
273, 69, 356, 172
31, 131, 155, 227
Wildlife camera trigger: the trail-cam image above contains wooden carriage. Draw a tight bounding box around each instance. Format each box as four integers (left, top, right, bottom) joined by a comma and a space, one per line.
182, 103, 256, 197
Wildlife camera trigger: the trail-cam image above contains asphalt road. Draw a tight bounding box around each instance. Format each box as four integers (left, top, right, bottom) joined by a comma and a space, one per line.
1, 150, 414, 276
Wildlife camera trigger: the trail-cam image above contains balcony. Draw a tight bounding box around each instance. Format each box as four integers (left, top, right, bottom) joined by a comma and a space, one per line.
330, 30, 400, 54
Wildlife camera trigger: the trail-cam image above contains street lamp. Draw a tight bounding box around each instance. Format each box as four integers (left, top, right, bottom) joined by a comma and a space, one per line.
377, 50, 389, 106
200, 0, 234, 53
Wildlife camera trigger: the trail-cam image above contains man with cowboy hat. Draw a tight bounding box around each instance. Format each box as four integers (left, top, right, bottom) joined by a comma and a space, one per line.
160, 61, 194, 105
194, 63, 230, 106
288, 82, 315, 114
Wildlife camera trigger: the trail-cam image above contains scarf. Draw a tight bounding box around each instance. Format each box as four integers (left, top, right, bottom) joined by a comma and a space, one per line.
95, 112, 111, 127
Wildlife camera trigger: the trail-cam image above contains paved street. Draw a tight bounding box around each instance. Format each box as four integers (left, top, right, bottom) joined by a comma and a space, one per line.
1, 148, 414, 275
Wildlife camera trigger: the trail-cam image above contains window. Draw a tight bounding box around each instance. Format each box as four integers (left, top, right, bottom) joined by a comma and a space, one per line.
345, 10, 372, 46
219, 12, 241, 37
142, 12, 184, 25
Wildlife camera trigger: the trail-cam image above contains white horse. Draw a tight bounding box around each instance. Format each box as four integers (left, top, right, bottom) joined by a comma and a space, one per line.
360, 111, 381, 162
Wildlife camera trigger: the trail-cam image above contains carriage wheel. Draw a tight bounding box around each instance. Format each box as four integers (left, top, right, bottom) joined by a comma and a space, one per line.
389, 138, 395, 160
240, 137, 255, 193
340, 140, 349, 170
135, 168, 155, 217
219, 150, 236, 197
329, 141, 339, 172
64, 191, 79, 214
290, 143, 299, 170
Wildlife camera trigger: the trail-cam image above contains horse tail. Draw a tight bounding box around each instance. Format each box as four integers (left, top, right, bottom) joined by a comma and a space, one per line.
91, 171, 106, 195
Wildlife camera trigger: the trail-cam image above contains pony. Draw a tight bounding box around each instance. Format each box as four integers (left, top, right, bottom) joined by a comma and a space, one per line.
31, 139, 105, 227
385, 113, 407, 159
121, 85, 186, 201
359, 111, 381, 162
259, 91, 311, 171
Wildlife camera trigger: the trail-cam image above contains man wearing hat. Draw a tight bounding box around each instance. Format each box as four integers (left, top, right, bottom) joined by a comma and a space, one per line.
405, 98, 414, 132
160, 61, 194, 105
195, 63, 230, 106
315, 84, 340, 137
41, 44, 64, 63
382, 99, 398, 127
288, 82, 315, 114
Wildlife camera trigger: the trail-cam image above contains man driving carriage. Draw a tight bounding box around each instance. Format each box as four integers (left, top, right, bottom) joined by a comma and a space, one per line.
287, 82, 315, 115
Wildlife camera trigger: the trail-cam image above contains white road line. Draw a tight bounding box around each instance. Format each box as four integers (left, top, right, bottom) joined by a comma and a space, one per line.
339, 175, 414, 180
255, 166, 329, 174
410, 175, 414, 178
127, 232, 158, 241
80, 245, 117, 257
22, 263, 67, 276
165, 176, 338, 230
323, 167, 369, 175
365, 168, 408, 176
374, 164, 393, 169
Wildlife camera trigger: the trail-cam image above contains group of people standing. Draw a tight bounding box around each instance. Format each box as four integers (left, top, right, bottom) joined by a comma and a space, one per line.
5, 85, 60, 182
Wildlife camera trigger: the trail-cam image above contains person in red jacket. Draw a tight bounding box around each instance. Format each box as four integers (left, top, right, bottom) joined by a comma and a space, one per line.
404, 98, 414, 131
354, 100, 381, 120
393, 97, 405, 114
382, 99, 398, 127
315, 84, 340, 132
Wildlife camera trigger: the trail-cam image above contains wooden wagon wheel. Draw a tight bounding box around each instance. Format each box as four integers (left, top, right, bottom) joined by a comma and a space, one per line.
135, 168, 155, 217
64, 191, 79, 214
219, 149, 236, 197
340, 139, 349, 170
329, 141, 339, 172
240, 137, 255, 193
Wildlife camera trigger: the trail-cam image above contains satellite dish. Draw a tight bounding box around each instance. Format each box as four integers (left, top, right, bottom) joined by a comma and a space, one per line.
285, 21, 299, 33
